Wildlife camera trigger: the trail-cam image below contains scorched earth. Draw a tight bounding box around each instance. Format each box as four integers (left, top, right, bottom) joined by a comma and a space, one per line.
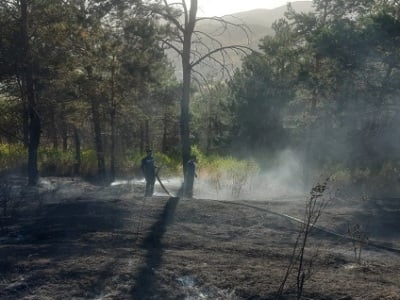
0, 175, 399, 299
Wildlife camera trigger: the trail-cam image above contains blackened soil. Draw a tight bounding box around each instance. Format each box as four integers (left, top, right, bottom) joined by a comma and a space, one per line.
0, 177, 399, 300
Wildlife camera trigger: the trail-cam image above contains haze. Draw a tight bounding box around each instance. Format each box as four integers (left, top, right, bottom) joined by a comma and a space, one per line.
197, 0, 311, 16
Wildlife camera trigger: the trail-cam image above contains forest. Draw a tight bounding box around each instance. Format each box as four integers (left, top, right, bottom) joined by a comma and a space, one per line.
1, 1, 400, 299
1, 0, 399, 193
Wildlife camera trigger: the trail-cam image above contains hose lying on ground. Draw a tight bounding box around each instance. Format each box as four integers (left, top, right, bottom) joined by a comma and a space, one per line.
152, 176, 400, 255
213, 199, 400, 255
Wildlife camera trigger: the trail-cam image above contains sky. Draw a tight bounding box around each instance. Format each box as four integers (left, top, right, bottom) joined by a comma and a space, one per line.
197, 0, 309, 16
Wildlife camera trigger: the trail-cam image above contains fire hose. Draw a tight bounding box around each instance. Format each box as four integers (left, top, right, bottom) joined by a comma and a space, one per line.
150, 173, 400, 255
156, 173, 174, 197
213, 200, 400, 255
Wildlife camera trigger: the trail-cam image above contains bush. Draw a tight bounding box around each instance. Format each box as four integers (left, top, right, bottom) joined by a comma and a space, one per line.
80, 149, 98, 176
0, 143, 26, 171
193, 147, 260, 198
39, 147, 75, 176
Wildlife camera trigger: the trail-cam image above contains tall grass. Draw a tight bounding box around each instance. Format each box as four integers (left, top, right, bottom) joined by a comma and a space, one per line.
193, 146, 260, 198
0, 144, 98, 177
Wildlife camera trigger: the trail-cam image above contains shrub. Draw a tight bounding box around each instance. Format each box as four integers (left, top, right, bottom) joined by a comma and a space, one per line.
0, 143, 26, 171
194, 147, 260, 198
39, 147, 75, 176
80, 149, 98, 176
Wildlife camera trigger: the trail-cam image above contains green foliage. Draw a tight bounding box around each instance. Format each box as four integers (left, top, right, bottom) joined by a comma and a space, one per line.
202, 155, 258, 176
154, 152, 181, 176
125, 149, 181, 177
228, 19, 299, 154
0, 144, 26, 170
192, 145, 259, 197
39, 147, 75, 176
191, 83, 235, 154
38, 147, 99, 177
190, 144, 205, 165
379, 161, 400, 180
80, 150, 99, 176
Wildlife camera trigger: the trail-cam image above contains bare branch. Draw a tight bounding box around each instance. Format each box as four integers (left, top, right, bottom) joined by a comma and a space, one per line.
161, 38, 183, 56
196, 15, 253, 40
192, 30, 224, 48
191, 45, 252, 68
192, 69, 211, 89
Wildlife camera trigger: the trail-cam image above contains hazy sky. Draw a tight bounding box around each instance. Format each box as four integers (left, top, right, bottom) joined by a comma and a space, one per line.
197, 0, 310, 16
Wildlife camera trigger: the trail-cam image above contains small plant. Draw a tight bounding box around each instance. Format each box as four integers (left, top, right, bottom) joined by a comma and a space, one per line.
276, 178, 333, 300
230, 164, 252, 199
347, 223, 369, 264
209, 171, 222, 199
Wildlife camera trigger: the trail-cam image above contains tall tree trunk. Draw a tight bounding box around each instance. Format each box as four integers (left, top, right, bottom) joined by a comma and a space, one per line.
73, 125, 81, 176
91, 99, 106, 179
110, 56, 116, 181
140, 122, 144, 153
181, 0, 197, 179
180, 0, 198, 196
86, 66, 106, 180
145, 119, 149, 148
17, 76, 29, 148
206, 98, 212, 155
50, 106, 59, 149
162, 114, 168, 153
61, 103, 68, 151
62, 127, 68, 151
110, 113, 116, 181
28, 108, 41, 185
21, 0, 41, 185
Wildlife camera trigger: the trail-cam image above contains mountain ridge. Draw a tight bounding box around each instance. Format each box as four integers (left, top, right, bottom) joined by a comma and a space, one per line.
170, 1, 314, 77
223, 1, 313, 26
197, 1, 314, 49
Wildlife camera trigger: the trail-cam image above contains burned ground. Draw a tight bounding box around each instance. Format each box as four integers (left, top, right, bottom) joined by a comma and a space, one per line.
1, 176, 400, 299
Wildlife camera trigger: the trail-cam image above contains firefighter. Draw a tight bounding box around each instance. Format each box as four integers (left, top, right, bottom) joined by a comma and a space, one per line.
141, 148, 156, 197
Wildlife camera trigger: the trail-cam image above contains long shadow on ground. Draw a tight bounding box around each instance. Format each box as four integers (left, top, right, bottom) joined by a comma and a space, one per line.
130, 196, 179, 299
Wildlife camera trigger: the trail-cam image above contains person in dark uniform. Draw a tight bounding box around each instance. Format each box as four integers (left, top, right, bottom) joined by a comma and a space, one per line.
184, 155, 197, 198
141, 148, 156, 197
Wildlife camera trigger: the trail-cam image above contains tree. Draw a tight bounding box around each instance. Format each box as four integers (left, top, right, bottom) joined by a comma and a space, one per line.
286, 0, 400, 171
0, 0, 177, 181
1, 0, 95, 183
191, 82, 235, 155
228, 18, 299, 160
149, 0, 251, 194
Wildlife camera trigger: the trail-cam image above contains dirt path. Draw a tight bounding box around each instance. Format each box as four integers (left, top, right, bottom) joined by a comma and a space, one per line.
1, 177, 400, 299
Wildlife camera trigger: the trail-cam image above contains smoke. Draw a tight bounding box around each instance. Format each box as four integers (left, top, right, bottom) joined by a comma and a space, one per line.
194, 149, 307, 201
112, 150, 317, 201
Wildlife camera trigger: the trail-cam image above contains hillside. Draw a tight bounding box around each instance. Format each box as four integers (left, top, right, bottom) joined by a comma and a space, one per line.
226, 1, 314, 26
219, 1, 314, 46
170, 1, 314, 78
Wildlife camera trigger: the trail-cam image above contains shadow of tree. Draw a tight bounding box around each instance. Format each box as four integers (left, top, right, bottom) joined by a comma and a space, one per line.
131, 196, 179, 299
